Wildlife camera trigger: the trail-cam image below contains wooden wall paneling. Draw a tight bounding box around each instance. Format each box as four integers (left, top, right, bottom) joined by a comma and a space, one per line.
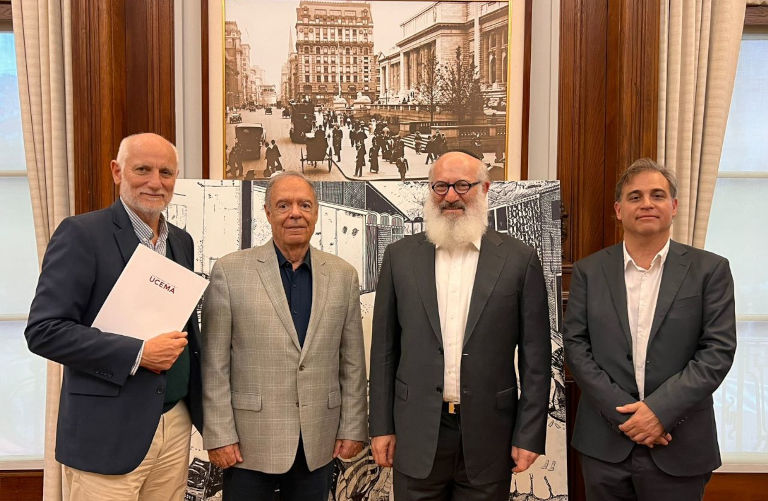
604, 0, 659, 246
201, 0, 210, 178
0, 471, 43, 501
520, 0, 532, 180
72, 0, 176, 215
745, 5, 768, 26
72, 0, 126, 215
124, 0, 175, 138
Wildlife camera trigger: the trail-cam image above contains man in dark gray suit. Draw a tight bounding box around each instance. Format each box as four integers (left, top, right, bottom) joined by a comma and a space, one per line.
564, 158, 737, 500
369, 150, 551, 500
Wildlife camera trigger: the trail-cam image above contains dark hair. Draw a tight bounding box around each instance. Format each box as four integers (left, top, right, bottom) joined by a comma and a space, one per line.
615, 158, 678, 202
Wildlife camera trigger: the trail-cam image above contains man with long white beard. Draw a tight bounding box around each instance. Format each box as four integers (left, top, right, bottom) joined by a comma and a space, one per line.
368, 150, 551, 501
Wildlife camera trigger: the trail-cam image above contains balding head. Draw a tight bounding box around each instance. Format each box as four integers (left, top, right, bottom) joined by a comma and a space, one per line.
110, 133, 179, 229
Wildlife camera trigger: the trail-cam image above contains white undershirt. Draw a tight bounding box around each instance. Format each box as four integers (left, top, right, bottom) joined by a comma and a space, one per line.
435, 238, 481, 403
623, 239, 670, 400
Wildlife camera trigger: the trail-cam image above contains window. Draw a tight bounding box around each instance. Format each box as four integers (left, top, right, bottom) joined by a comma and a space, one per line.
0, 23, 44, 468
705, 25, 768, 471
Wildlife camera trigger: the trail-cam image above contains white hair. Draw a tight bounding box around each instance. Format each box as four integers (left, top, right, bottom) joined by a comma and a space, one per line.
423, 186, 489, 249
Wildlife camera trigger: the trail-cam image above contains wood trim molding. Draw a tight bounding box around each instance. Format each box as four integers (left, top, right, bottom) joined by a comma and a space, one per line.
520, 0, 532, 179
745, 5, 768, 25
201, 0, 210, 178
72, 0, 176, 215
0, 470, 43, 501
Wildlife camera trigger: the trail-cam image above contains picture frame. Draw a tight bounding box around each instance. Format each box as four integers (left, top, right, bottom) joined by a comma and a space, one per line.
201, 0, 532, 181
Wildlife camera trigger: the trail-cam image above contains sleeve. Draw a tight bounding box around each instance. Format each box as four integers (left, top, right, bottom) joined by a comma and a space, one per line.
563, 261, 638, 426
336, 267, 369, 442
368, 246, 400, 437
200, 259, 240, 449
643, 258, 737, 431
511, 249, 552, 454
24, 217, 143, 386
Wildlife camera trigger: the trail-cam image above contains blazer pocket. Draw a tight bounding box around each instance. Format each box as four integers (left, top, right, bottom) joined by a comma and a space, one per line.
328, 390, 341, 409
67, 375, 120, 397
395, 378, 408, 401
231, 392, 262, 411
495, 386, 518, 410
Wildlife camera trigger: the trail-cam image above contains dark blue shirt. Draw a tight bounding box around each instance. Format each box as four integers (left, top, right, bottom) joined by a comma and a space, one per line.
275, 244, 313, 347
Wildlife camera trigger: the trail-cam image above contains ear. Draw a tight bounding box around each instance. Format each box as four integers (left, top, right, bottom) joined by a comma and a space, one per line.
482, 181, 490, 194
614, 201, 622, 221
671, 198, 678, 217
264, 204, 272, 224
110, 160, 122, 185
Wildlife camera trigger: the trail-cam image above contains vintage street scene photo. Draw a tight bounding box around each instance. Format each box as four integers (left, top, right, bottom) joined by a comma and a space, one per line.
223, 0, 510, 181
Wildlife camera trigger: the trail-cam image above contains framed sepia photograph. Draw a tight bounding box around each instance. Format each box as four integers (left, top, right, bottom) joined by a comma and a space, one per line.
206, 0, 526, 182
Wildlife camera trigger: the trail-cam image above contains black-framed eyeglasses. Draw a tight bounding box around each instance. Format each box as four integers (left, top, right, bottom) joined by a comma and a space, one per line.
431, 180, 481, 195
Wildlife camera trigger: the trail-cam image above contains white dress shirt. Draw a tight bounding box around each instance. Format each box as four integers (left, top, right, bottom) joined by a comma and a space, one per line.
623, 239, 670, 400
435, 238, 481, 403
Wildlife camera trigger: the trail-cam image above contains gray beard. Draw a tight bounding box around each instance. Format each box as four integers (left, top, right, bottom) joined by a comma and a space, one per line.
423, 194, 488, 249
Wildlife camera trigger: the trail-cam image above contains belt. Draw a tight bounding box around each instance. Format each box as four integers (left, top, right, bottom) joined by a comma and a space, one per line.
442, 401, 460, 414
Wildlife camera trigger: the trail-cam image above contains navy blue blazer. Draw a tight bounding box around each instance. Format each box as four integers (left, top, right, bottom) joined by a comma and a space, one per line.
25, 200, 203, 475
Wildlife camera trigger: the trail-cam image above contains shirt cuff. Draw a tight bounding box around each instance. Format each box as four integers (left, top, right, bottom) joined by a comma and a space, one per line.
130, 341, 145, 376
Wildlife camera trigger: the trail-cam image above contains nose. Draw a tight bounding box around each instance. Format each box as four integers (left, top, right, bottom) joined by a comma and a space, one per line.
288, 202, 303, 217
147, 169, 162, 188
443, 186, 461, 203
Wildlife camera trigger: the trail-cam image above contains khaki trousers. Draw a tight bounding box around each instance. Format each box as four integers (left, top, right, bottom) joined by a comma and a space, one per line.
64, 400, 192, 501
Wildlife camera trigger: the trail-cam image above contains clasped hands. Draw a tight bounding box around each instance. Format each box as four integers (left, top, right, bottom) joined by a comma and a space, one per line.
208, 440, 364, 469
616, 401, 672, 448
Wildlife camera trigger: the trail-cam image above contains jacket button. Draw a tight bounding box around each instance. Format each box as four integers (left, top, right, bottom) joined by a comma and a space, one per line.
438, 347, 444, 354
626, 354, 632, 361
299, 365, 305, 371
436, 386, 442, 393
156, 386, 164, 394
295, 401, 300, 407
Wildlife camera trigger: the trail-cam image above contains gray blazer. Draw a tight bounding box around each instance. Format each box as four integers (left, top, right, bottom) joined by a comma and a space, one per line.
369, 231, 551, 485
201, 240, 368, 473
564, 241, 736, 476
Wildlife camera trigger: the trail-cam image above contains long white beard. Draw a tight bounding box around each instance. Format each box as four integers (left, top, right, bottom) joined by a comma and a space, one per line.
424, 193, 489, 249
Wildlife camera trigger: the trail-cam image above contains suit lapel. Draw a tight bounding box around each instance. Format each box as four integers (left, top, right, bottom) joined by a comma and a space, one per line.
254, 241, 301, 352
166, 227, 189, 268
111, 200, 140, 265
414, 235, 443, 346
301, 248, 328, 360
649, 241, 690, 344
463, 231, 505, 347
601, 244, 633, 350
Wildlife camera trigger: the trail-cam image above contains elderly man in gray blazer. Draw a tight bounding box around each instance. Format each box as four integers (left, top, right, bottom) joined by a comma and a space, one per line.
201, 172, 368, 501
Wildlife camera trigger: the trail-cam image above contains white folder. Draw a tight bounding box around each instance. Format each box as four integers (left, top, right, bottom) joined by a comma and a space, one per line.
92, 244, 209, 340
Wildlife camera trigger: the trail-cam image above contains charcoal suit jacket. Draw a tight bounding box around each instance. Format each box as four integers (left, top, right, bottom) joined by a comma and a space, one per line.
564, 240, 736, 476
25, 200, 203, 475
369, 230, 551, 484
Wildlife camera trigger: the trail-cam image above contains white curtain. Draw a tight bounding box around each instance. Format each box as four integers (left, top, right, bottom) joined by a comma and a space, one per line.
11, 0, 74, 499
657, 0, 746, 247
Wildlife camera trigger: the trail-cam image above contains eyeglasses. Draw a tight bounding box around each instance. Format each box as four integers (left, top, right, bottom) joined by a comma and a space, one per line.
430, 180, 481, 195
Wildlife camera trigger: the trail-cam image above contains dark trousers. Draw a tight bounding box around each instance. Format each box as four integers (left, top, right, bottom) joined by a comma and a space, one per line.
393, 409, 510, 501
580, 447, 711, 501
223, 437, 334, 501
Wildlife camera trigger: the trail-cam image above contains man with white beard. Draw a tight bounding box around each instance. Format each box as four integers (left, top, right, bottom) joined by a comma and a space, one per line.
369, 150, 551, 501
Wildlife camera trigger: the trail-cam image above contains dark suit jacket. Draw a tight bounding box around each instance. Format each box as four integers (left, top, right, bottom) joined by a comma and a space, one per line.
564, 240, 736, 476
369, 230, 551, 484
25, 200, 203, 475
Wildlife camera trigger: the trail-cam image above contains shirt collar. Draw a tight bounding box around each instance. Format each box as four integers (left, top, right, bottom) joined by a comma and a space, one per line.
274, 243, 312, 269
623, 238, 670, 271
120, 198, 168, 246
435, 236, 482, 252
